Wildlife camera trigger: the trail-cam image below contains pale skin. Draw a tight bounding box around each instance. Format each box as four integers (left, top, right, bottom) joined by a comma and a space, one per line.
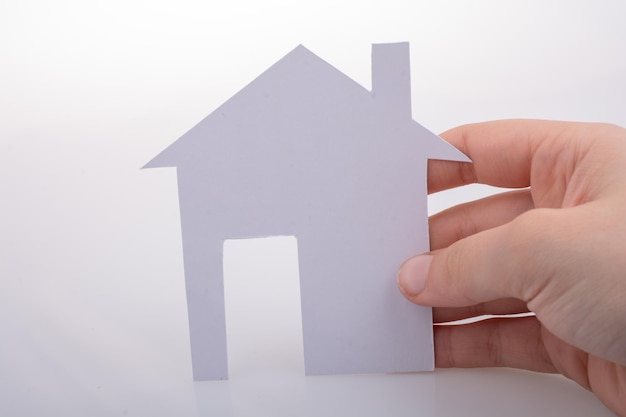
397, 120, 626, 416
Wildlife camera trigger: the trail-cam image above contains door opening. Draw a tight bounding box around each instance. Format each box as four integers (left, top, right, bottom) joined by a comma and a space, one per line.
223, 235, 305, 376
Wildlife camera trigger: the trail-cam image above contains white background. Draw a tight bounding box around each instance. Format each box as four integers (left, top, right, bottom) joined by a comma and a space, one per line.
1, 0, 625, 416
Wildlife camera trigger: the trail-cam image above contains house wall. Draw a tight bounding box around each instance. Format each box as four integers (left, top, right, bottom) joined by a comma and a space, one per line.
175, 109, 435, 375
167, 53, 444, 376
176, 166, 230, 380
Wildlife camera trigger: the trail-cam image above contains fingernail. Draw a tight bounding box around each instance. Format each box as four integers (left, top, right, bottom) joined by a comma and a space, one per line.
398, 255, 433, 296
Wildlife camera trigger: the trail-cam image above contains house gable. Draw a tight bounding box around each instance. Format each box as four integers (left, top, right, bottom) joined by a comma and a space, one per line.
144, 44, 468, 171
143, 45, 373, 169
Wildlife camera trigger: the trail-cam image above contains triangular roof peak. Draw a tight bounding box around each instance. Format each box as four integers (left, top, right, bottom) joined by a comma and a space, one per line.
143, 44, 367, 169
144, 43, 468, 169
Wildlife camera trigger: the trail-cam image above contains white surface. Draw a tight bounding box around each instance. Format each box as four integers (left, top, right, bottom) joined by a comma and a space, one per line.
1, 0, 624, 415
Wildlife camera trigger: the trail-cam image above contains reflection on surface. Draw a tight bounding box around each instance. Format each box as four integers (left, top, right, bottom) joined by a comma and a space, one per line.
192, 368, 610, 417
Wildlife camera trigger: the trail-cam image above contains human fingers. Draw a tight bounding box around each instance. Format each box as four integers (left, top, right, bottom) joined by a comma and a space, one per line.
398, 207, 563, 308
434, 316, 556, 372
428, 119, 576, 193
429, 189, 533, 250
435, 317, 626, 416
432, 298, 529, 323
401, 202, 626, 365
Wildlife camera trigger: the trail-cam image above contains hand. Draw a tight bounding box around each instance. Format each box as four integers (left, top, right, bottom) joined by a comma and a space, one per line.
397, 120, 626, 416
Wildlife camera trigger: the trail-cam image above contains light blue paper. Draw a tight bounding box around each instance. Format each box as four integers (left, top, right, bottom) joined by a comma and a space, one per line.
144, 43, 470, 380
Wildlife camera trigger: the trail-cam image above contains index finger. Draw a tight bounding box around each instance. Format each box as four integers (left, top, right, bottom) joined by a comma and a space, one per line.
428, 119, 568, 193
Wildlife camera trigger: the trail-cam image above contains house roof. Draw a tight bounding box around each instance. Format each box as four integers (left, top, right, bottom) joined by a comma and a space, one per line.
144, 44, 469, 169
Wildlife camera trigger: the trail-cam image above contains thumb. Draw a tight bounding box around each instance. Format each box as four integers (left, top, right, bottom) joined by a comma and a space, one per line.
398, 209, 557, 307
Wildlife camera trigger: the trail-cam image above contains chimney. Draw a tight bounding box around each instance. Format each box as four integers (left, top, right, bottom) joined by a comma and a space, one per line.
371, 42, 412, 119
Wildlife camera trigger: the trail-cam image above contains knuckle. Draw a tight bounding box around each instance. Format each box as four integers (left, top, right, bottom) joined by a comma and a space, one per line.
504, 208, 561, 301
486, 320, 504, 367
440, 239, 475, 301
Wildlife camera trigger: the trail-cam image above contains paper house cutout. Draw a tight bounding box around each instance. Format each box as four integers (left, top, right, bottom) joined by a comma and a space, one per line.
144, 42, 469, 381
